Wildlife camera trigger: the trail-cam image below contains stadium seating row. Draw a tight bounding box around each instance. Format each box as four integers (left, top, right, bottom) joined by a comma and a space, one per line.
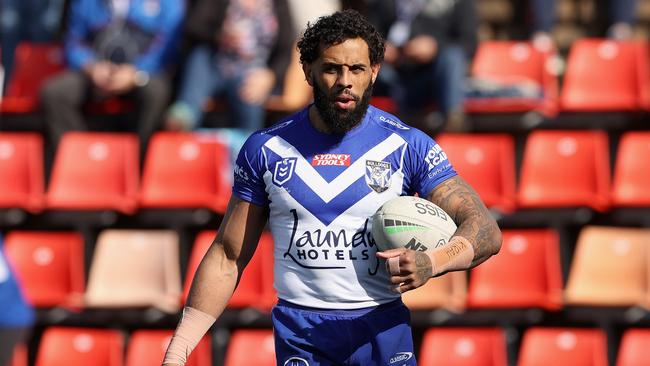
1, 129, 648, 218
11, 325, 650, 366
3, 39, 650, 116
4, 226, 650, 314
2, 230, 275, 313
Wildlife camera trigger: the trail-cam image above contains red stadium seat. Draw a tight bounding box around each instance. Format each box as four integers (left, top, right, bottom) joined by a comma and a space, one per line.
125, 330, 211, 366
183, 231, 275, 310
35, 327, 124, 366
4, 231, 84, 308
419, 327, 507, 366
467, 229, 562, 310
466, 41, 559, 117
560, 39, 645, 112
517, 130, 610, 211
139, 132, 231, 214
0, 133, 44, 212
402, 272, 467, 312
437, 133, 516, 213
0, 42, 65, 113
85, 230, 182, 313
611, 132, 650, 206
517, 327, 608, 366
9, 344, 28, 366
564, 226, 650, 307
617, 329, 650, 366
224, 329, 275, 366
46, 132, 139, 213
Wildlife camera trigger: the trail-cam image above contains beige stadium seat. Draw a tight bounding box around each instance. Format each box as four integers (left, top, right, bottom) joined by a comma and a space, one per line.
402, 271, 467, 313
564, 226, 650, 307
85, 230, 181, 313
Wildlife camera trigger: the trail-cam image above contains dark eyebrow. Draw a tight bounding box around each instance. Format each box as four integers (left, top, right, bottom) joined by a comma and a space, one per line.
322, 61, 367, 69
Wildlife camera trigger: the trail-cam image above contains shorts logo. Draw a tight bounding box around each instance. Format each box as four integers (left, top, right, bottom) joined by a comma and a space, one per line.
284, 356, 310, 366
365, 160, 392, 193
389, 351, 414, 364
273, 158, 297, 186
311, 154, 351, 166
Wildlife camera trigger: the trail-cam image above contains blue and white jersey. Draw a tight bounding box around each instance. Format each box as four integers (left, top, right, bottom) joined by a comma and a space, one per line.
233, 105, 456, 309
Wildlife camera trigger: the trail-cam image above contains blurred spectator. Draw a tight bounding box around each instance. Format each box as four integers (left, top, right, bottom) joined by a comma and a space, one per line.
265, 0, 341, 114
596, 0, 637, 39
0, 240, 34, 366
40, 0, 184, 151
0, 0, 66, 93
514, 0, 637, 44
164, 0, 294, 133
367, 0, 478, 133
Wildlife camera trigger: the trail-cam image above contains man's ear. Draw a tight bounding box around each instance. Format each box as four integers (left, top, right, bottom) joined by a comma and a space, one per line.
371, 64, 381, 84
302, 63, 313, 86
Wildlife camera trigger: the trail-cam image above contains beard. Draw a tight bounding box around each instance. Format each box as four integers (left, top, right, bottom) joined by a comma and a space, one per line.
312, 80, 374, 134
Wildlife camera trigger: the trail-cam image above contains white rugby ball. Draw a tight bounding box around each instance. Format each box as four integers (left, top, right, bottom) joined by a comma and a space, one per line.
372, 196, 457, 252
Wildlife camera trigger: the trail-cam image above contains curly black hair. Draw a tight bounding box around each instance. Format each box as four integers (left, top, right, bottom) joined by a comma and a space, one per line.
297, 9, 385, 66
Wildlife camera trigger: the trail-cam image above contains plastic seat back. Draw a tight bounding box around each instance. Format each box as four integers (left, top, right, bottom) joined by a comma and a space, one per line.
467, 41, 558, 115
468, 229, 562, 310
4, 231, 84, 308
1, 42, 64, 113
402, 271, 467, 312
518, 327, 608, 366
517, 130, 610, 211
437, 133, 516, 213
125, 330, 211, 366
46, 132, 139, 213
612, 132, 650, 206
0, 133, 44, 212
85, 230, 181, 313
224, 329, 275, 366
139, 132, 231, 213
565, 226, 649, 307
561, 39, 642, 111
419, 327, 507, 366
9, 344, 28, 366
35, 327, 124, 366
617, 329, 650, 366
183, 231, 275, 310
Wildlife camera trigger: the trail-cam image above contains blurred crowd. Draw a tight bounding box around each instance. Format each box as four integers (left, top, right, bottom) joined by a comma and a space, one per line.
0, 0, 642, 148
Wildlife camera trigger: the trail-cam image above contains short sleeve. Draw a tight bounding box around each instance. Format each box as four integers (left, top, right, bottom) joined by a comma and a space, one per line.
232, 134, 269, 207
405, 132, 457, 197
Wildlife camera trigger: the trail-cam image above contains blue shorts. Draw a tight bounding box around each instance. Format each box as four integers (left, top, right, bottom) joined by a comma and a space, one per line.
272, 299, 417, 366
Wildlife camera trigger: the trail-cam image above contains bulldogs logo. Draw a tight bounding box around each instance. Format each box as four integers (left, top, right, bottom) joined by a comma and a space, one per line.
365, 160, 392, 193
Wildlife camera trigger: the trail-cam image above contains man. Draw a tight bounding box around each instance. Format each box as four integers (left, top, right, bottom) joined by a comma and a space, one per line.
40, 0, 184, 152
163, 9, 500, 366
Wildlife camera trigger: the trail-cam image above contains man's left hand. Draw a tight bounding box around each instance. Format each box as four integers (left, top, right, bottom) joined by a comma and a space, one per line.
402, 35, 438, 64
105, 64, 138, 94
376, 248, 433, 293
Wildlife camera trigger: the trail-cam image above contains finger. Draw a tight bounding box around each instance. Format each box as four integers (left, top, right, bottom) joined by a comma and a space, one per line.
387, 256, 400, 275
396, 281, 418, 294
376, 248, 407, 259
388, 275, 410, 285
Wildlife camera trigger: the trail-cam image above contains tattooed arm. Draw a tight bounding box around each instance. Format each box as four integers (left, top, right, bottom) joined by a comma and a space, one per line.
427, 175, 502, 270
377, 176, 501, 292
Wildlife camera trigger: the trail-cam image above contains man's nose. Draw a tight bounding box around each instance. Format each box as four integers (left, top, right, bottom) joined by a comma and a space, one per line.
337, 69, 352, 88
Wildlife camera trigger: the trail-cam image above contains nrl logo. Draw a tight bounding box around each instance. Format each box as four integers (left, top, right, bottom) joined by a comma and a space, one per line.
273, 158, 297, 186
365, 160, 392, 193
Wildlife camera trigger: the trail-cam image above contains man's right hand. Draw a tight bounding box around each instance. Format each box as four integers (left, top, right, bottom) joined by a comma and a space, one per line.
84, 61, 115, 92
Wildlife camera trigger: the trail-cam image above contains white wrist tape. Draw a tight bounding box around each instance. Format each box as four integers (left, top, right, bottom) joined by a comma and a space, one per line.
428, 236, 475, 276
162, 307, 216, 365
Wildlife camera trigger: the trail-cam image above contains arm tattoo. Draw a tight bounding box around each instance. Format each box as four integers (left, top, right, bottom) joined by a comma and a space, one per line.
414, 251, 433, 281
428, 176, 502, 268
